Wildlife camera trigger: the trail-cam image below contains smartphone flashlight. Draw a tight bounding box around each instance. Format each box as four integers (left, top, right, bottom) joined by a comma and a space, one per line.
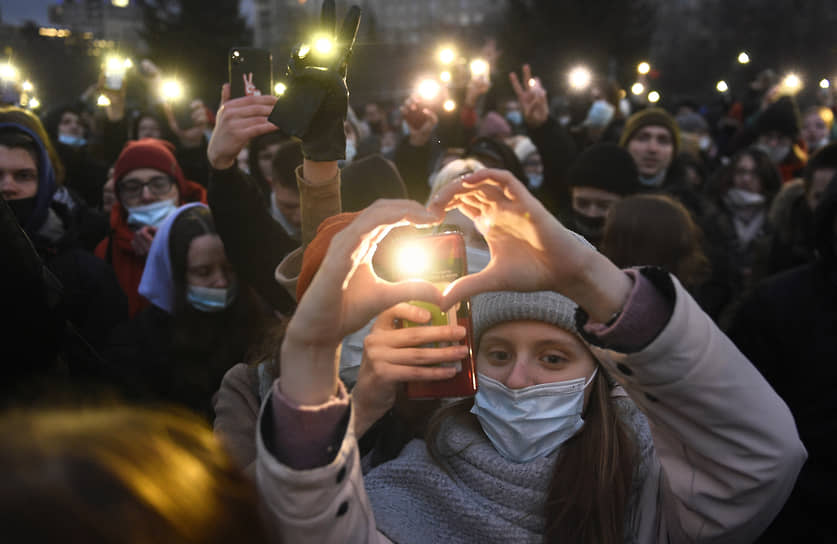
469, 58, 489, 80
97, 94, 111, 107
160, 79, 183, 101
417, 79, 441, 102
443, 99, 456, 112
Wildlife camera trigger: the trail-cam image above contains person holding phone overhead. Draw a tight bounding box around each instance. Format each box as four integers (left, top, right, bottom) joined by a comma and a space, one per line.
252, 162, 806, 542
207, 0, 360, 318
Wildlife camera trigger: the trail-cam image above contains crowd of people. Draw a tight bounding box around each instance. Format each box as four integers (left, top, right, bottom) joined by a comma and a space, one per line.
1, 3, 835, 542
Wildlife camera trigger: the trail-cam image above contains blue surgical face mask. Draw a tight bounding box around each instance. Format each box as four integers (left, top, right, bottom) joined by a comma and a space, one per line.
505, 110, 523, 126
126, 198, 177, 228
471, 369, 598, 463
186, 282, 237, 313
584, 99, 615, 128
527, 172, 544, 190
58, 133, 87, 147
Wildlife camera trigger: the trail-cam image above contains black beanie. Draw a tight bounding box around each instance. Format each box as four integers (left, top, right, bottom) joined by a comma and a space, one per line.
756, 96, 801, 138
567, 143, 641, 196
804, 141, 837, 182
464, 137, 528, 184
340, 154, 407, 212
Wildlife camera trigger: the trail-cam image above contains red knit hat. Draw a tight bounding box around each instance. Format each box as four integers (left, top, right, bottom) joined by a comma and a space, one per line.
112, 138, 186, 191
296, 212, 360, 301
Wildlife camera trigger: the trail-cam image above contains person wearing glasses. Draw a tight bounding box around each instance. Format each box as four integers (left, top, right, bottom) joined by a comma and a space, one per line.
95, 138, 207, 317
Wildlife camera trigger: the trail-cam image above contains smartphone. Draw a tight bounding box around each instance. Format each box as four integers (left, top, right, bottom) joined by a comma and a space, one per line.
229, 47, 273, 99
384, 226, 477, 399
104, 60, 127, 92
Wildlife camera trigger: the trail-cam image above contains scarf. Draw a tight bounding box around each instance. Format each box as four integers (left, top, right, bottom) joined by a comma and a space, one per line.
724, 188, 767, 248
364, 395, 653, 543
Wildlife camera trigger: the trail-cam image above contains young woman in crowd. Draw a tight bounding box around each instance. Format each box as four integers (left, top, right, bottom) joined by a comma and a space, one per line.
105, 203, 275, 419
254, 168, 805, 543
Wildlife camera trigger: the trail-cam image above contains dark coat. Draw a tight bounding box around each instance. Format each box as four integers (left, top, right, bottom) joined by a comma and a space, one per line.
728, 178, 837, 542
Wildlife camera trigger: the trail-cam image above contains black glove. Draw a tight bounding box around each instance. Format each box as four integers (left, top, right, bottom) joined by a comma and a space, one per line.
268, 0, 361, 161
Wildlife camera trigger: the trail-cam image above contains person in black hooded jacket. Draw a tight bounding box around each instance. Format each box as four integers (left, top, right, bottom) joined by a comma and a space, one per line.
0, 109, 128, 384
727, 172, 837, 543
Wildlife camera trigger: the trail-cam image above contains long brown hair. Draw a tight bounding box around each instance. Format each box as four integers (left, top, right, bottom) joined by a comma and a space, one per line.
601, 194, 711, 289
425, 370, 637, 544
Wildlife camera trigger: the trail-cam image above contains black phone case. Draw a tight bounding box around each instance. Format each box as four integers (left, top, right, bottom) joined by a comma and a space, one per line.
268, 79, 328, 139
229, 47, 273, 99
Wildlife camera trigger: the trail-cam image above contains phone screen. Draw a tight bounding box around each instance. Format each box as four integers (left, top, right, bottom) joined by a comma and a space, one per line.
383, 227, 477, 399
229, 47, 273, 99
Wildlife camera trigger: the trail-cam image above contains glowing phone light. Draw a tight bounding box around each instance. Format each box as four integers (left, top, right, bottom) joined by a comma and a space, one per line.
396, 243, 430, 279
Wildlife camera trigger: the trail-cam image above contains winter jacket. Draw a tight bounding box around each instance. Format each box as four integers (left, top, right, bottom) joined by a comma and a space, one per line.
254, 270, 806, 543
207, 165, 341, 317
728, 179, 837, 542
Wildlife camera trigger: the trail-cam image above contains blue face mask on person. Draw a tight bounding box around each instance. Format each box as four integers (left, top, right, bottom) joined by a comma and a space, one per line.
126, 199, 178, 228
505, 110, 523, 126
58, 133, 87, 147
527, 172, 544, 190
471, 369, 598, 463
186, 283, 237, 313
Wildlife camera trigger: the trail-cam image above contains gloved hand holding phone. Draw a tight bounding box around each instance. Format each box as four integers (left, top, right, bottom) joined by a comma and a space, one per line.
268, 0, 362, 162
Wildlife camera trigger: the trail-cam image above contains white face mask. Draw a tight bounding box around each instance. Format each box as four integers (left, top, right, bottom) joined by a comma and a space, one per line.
471, 369, 597, 463
345, 139, 357, 163
699, 135, 712, 151
725, 187, 766, 207
186, 283, 237, 313
466, 246, 490, 275
126, 198, 177, 228
755, 143, 790, 164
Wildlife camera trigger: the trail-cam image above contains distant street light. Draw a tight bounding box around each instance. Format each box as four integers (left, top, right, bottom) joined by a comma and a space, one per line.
648, 91, 661, 103
568, 66, 592, 91
820, 79, 830, 89
631, 82, 644, 95
637, 62, 650, 75
716, 80, 729, 93
737, 52, 750, 64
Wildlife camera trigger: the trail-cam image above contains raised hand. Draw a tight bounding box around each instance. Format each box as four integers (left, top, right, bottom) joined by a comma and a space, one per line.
280, 200, 444, 404
269, 0, 362, 161
428, 168, 632, 323
351, 303, 467, 436
207, 83, 279, 170
509, 64, 549, 128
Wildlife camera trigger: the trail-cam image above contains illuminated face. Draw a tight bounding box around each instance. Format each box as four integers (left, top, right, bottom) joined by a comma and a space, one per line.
0, 145, 38, 200
186, 234, 235, 289
626, 126, 674, 178
58, 111, 84, 139
477, 320, 596, 391
117, 167, 179, 208
802, 112, 829, 150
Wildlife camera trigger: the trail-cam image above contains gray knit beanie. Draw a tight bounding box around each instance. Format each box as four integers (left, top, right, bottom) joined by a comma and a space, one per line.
472, 290, 580, 350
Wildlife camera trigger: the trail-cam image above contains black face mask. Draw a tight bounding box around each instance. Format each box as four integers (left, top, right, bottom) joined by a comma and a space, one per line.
570, 211, 605, 245
5, 196, 36, 226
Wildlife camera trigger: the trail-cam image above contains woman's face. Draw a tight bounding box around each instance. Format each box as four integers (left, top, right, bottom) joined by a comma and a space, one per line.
185, 234, 235, 289
802, 112, 829, 149
732, 154, 763, 194
258, 142, 282, 182
477, 320, 596, 393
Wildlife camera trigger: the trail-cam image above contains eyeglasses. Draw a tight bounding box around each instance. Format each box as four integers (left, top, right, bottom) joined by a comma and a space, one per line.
118, 176, 174, 200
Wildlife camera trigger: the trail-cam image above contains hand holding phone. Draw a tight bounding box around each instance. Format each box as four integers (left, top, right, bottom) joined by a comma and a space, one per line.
379, 226, 478, 399
268, 0, 361, 161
